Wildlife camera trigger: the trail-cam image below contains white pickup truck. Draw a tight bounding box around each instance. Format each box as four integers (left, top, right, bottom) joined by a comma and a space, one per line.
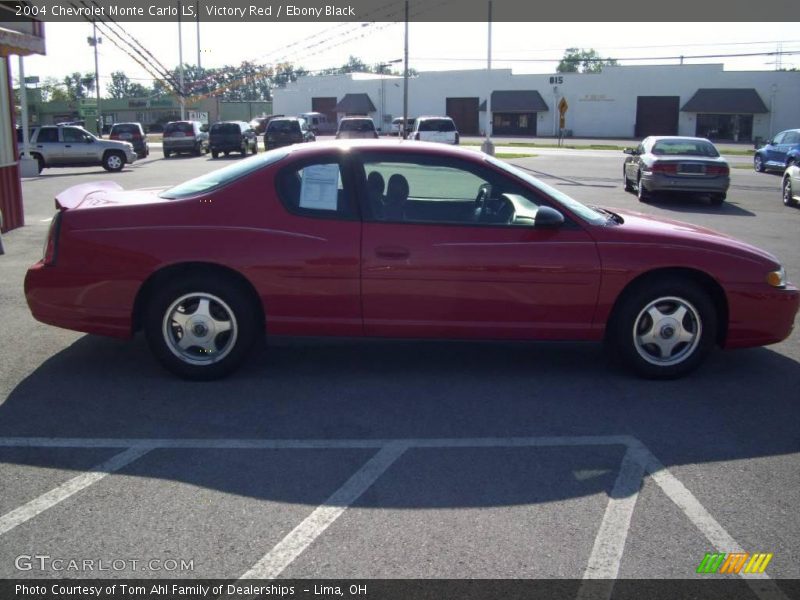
17, 125, 138, 173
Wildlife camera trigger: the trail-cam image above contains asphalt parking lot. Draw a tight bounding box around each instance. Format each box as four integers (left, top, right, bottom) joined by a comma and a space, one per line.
0, 144, 798, 593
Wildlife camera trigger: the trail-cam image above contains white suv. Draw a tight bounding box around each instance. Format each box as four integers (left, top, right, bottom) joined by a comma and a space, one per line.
410, 116, 459, 145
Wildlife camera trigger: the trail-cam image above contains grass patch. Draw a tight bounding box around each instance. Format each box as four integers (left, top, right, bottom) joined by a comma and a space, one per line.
730, 164, 756, 170
496, 152, 537, 159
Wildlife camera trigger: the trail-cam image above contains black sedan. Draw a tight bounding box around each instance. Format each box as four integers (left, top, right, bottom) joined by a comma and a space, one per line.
623, 136, 730, 205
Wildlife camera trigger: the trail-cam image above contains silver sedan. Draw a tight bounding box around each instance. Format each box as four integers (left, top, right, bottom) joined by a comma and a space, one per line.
783, 164, 800, 207
623, 136, 730, 206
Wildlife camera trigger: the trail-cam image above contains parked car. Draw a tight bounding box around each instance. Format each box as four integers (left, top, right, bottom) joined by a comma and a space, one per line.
264, 117, 315, 150
623, 136, 730, 205
209, 121, 258, 158
249, 115, 284, 135
782, 164, 800, 207
162, 121, 209, 158
109, 122, 149, 159
754, 129, 800, 173
410, 116, 459, 145
335, 117, 378, 139
299, 112, 334, 135
390, 117, 415, 136
24, 141, 798, 380
16, 125, 137, 173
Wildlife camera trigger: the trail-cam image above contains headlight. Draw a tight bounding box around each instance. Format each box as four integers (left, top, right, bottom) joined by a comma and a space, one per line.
766, 266, 787, 288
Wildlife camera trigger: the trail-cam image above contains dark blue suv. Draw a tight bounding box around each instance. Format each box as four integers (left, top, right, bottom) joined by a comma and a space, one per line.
754, 129, 800, 173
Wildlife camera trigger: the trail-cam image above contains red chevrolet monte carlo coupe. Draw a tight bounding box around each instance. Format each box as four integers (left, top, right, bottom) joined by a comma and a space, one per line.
25, 141, 799, 380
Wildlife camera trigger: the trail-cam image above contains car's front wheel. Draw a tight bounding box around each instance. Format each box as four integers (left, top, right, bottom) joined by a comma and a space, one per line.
611, 278, 716, 379
623, 168, 633, 192
144, 276, 261, 380
784, 176, 797, 207
102, 151, 125, 172
754, 154, 765, 172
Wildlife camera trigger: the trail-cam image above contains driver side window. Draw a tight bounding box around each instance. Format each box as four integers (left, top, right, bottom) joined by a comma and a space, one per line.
359, 153, 540, 226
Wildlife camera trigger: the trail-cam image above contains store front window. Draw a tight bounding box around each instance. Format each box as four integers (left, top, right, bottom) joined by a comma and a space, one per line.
695, 114, 753, 142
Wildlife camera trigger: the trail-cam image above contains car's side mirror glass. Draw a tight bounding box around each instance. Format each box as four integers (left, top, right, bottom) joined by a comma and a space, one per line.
534, 206, 565, 228
623, 148, 635, 155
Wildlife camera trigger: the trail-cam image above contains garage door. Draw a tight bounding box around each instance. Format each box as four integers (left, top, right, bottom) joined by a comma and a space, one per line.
635, 97, 679, 137
446, 97, 480, 136
312, 97, 337, 126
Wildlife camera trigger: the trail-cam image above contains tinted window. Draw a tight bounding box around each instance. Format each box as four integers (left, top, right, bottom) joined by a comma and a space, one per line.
340, 119, 375, 132
359, 153, 541, 226
62, 127, 89, 143
164, 122, 195, 135
419, 119, 456, 132
37, 128, 59, 143
276, 157, 353, 219
211, 123, 242, 134
651, 139, 719, 157
268, 120, 301, 134
111, 124, 141, 135
160, 150, 288, 199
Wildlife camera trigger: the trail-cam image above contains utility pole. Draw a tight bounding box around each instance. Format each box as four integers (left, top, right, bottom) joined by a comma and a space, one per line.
196, 0, 201, 69
178, 1, 185, 119
88, 21, 102, 135
480, 1, 494, 155
402, 0, 409, 139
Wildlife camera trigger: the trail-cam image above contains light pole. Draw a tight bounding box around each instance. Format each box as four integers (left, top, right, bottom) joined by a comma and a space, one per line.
480, 1, 494, 155
402, 0, 409, 139
87, 21, 102, 135
377, 59, 401, 135
178, 1, 186, 120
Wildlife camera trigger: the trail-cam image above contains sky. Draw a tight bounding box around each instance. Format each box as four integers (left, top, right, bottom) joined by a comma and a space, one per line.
10, 21, 800, 94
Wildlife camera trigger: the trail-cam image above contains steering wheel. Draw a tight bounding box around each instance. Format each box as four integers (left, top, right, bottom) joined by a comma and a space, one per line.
475, 184, 492, 220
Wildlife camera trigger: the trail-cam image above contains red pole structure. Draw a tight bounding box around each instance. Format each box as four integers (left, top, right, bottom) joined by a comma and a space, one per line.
1, 56, 24, 232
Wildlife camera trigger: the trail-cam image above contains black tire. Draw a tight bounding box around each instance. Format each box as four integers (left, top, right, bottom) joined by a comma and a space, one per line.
709, 193, 725, 206
623, 168, 634, 192
637, 174, 650, 202
251, 141, 258, 155
754, 154, 765, 173
211, 150, 219, 159
31, 153, 44, 173
224, 151, 230, 157
102, 151, 125, 172
164, 149, 172, 158
784, 176, 797, 207
144, 275, 261, 380
193, 144, 202, 157
786, 158, 796, 169
610, 277, 717, 379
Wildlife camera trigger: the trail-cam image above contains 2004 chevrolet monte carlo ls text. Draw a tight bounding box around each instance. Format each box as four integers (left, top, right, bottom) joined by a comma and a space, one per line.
24, 141, 799, 380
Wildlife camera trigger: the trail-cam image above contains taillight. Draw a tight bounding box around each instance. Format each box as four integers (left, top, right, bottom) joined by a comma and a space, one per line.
707, 164, 729, 176
651, 163, 678, 175
42, 212, 62, 266
110, 132, 119, 140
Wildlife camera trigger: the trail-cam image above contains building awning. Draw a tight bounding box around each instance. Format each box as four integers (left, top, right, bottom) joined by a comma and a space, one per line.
681, 89, 768, 114
335, 93, 376, 114
480, 90, 549, 112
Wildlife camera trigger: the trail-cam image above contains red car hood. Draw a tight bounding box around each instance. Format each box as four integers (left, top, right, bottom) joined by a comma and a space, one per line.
55, 182, 169, 211
607, 208, 780, 266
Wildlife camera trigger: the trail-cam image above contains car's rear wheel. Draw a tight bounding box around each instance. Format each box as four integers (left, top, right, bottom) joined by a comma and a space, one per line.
31, 153, 44, 173
145, 276, 260, 380
211, 150, 219, 159
193, 144, 202, 157
754, 154, 765, 172
164, 149, 171, 158
637, 174, 650, 202
102, 151, 125, 172
251, 141, 258, 154
710, 193, 725, 206
611, 278, 716, 379
623, 168, 633, 192
784, 176, 797, 207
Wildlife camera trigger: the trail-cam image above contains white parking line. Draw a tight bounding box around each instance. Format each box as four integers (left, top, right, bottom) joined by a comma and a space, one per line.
239, 442, 408, 579
0, 434, 787, 598
0, 446, 152, 537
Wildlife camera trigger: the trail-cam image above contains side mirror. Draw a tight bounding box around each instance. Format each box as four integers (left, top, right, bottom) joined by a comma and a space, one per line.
623, 147, 635, 155
534, 206, 565, 228
85, 137, 94, 143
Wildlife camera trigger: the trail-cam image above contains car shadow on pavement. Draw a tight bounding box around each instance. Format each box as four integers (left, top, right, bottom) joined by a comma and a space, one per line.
640, 195, 756, 216
1, 333, 798, 508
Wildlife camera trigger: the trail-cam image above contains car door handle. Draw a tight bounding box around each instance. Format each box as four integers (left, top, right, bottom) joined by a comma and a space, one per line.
375, 246, 410, 260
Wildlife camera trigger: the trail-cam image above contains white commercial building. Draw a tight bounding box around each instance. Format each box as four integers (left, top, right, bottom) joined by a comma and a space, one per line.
273, 64, 799, 141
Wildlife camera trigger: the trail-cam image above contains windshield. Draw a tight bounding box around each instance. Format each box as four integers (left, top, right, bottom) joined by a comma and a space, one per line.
211, 123, 241, 134
268, 120, 300, 134
485, 156, 608, 225
419, 119, 455, 132
160, 150, 289, 199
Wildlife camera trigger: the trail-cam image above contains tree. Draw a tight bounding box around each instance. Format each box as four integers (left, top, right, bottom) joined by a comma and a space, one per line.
556, 48, 618, 74
107, 71, 148, 99
62, 72, 96, 100
40, 77, 69, 102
